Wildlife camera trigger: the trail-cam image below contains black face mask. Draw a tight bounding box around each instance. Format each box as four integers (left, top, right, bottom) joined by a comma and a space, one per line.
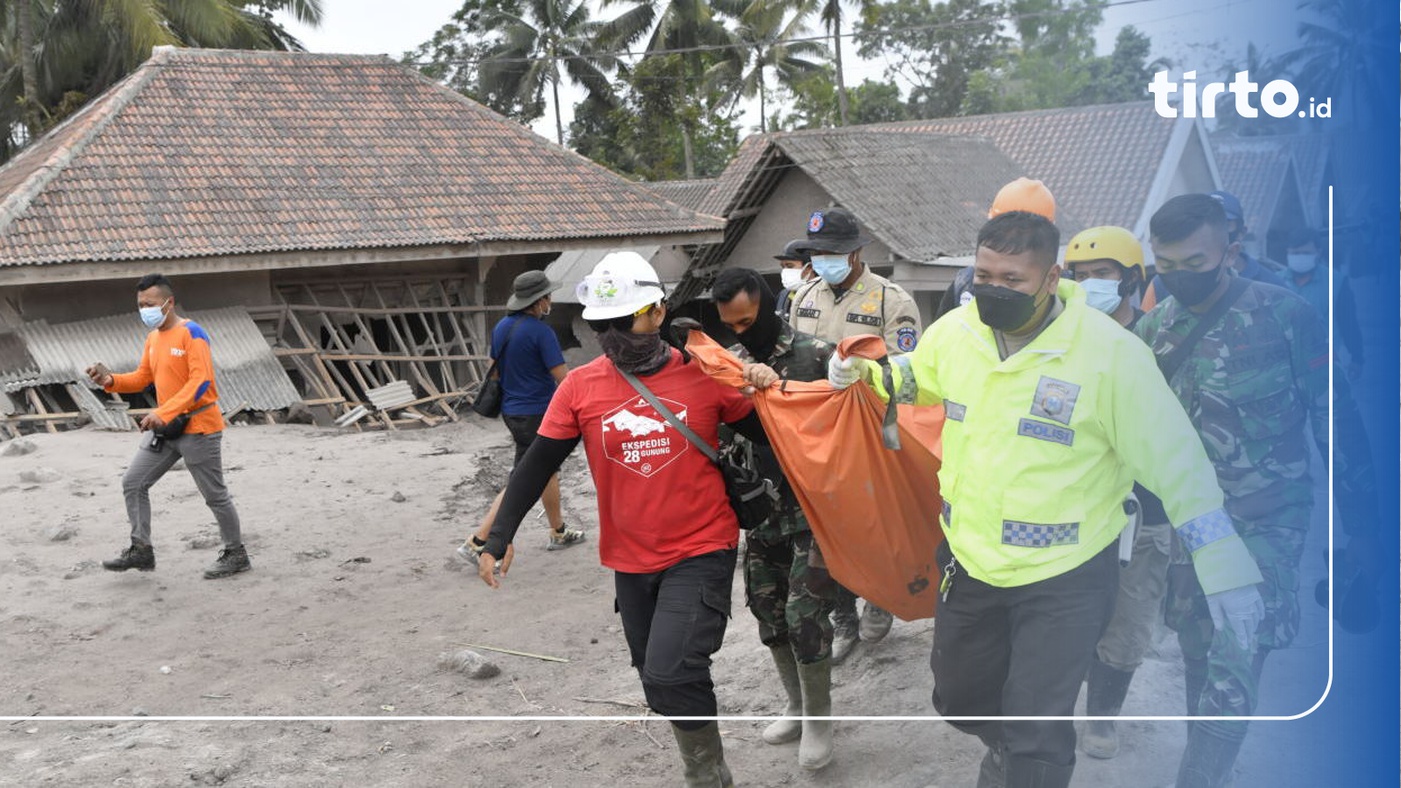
735, 286, 781, 361
1159, 256, 1225, 307
973, 268, 1050, 333
598, 325, 671, 375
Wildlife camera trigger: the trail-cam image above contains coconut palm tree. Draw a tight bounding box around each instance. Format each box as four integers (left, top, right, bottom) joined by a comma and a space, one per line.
708, 0, 825, 132
479, 0, 618, 145
815, 0, 875, 126
1275, 0, 1387, 128
595, 0, 736, 176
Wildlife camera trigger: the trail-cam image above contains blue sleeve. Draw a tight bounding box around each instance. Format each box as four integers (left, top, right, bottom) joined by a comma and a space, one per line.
537, 323, 565, 369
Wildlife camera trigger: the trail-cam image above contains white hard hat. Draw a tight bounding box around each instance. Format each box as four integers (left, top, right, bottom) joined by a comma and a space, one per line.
577, 251, 666, 320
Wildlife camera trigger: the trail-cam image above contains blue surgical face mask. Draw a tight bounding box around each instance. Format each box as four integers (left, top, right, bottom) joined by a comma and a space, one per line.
810, 254, 851, 285
1079, 278, 1122, 315
139, 299, 169, 328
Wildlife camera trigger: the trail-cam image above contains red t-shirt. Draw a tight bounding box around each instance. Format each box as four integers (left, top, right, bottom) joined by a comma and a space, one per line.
539, 348, 754, 573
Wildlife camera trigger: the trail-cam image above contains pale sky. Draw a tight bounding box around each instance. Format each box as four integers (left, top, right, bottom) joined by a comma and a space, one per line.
277, 0, 1303, 144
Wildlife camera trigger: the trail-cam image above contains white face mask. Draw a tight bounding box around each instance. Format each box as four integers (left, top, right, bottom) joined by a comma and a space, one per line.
1078, 278, 1122, 315
780, 268, 804, 289
1287, 253, 1317, 273
139, 299, 170, 328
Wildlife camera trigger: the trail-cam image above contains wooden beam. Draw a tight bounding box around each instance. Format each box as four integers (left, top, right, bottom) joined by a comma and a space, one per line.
280, 303, 504, 316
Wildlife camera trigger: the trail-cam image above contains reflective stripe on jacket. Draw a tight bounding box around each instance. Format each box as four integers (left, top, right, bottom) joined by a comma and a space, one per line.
883, 280, 1231, 589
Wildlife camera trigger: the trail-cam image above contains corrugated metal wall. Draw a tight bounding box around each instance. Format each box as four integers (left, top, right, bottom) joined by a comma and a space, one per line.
0, 307, 300, 412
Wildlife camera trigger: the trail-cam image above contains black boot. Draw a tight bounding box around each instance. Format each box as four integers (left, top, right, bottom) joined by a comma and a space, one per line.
103, 543, 155, 572
1183, 657, 1208, 717
1005, 754, 1075, 788
1174, 727, 1243, 788
204, 544, 251, 579
1081, 658, 1135, 759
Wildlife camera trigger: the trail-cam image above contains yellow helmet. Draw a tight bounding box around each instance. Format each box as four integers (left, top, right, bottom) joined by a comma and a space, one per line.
1065, 226, 1145, 277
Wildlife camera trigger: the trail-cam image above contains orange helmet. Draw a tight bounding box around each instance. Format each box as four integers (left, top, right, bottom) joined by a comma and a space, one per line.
988, 177, 1056, 222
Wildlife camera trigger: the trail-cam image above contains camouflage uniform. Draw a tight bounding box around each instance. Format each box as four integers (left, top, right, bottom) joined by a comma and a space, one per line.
1135, 274, 1331, 735
730, 323, 839, 663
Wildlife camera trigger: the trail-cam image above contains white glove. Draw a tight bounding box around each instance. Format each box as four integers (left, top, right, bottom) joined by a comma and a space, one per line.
827, 354, 860, 389
1206, 584, 1265, 651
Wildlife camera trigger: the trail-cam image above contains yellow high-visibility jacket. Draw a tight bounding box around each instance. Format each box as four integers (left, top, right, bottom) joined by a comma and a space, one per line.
877, 280, 1261, 594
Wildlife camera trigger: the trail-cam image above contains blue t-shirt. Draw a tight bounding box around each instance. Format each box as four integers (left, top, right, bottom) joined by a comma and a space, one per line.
492, 314, 566, 416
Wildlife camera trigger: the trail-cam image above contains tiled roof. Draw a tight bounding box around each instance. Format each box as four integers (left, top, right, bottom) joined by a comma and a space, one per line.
700, 134, 772, 219
1268, 133, 1332, 226
1212, 138, 1295, 234
872, 102, 1176, 231
0, 48, 722, 269
645, 179, 717, 213
773, 130, 1028, 260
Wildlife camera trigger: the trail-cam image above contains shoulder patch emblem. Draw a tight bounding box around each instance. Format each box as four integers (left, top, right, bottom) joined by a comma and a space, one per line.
896, 326, 918, 353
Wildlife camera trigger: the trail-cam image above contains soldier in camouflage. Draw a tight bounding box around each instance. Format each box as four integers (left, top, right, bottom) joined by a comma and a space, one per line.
1139, 194, 1377, 788
710, 267, 840, 772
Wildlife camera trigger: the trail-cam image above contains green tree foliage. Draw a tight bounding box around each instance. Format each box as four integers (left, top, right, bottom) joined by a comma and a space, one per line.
1272, 0, 1390, 256
988, 0, 1104, 110
570, 54, 740, 180
1276, 0, 1386, 128
479, 0, 619, 144
595, 0, 739, 176
1, 0, 322, 162
707, 0, 827, 132
855, 0, 1005, 119
958, 3, 1168, 115
815, 0, 878, 125
1073, 25, 1167, 105
771, 65, 838, 128
772, 70, 905, 128
404, 0, 536, 124
849, 78, 909, 123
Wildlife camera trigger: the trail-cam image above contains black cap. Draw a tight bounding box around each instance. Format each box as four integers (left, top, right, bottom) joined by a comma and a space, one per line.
793, 208, 871, 254
774, 239, 812, 263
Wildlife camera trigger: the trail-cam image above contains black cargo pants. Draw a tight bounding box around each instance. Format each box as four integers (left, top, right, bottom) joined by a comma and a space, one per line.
615, 548, 736, 731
